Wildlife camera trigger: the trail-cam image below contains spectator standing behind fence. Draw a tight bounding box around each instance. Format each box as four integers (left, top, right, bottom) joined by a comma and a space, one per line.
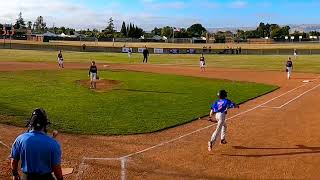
10, 108, 63, 180
142, 46, 149, 63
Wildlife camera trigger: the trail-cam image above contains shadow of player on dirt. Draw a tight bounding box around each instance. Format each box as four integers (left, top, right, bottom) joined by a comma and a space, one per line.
222, 145, 320, 157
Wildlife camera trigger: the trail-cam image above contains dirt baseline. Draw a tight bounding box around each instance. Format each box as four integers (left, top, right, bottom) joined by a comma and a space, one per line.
1, 62, 320, 180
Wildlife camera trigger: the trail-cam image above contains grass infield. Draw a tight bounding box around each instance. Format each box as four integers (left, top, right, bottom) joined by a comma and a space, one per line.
0, 70, 277, 135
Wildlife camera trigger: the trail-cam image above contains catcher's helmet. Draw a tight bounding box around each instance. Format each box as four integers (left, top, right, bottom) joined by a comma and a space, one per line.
26, 108, 50, 129
217, 90, 228, 99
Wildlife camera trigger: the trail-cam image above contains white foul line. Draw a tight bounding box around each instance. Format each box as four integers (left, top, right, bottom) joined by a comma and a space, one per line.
81, 82, 315, 180
259, 83, 320, 109
278, 84, 320, 108
122, 83, 310, 158
0, 140, 10, 149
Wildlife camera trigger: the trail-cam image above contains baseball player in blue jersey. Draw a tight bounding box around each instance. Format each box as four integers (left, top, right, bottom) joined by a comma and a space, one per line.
208, 90, 239, 151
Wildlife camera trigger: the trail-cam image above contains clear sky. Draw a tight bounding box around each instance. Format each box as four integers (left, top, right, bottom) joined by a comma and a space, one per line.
1, 0, 320, 30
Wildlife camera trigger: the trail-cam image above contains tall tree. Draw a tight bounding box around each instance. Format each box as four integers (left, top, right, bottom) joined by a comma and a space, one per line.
105, 17, 115, 34
128, 23, 133, 37
120, 21, 127, 37
33, 16, 46, 33
27, 21, 32, 30
187, 24, 207, 37
161, 26, 173, 38
151, 27, 162, 36
14, 12, 26, 29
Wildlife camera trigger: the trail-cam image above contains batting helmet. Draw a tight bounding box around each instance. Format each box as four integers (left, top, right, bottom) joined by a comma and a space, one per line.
26, 108, 50, 130
217, 90, 228, 99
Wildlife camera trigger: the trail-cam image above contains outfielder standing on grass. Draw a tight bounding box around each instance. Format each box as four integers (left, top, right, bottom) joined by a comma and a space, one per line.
89, 61, 98, 89
200, 53, 206, 72
208, 90, 239, 151
286, 57, 293, 80
10, 108, 63, 180
57, 50, 64, 68
293, 49, 298, 59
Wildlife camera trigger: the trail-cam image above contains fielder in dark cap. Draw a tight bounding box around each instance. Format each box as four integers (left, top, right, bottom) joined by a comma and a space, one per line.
208, 90, 239, 151
10, 108, 63, 180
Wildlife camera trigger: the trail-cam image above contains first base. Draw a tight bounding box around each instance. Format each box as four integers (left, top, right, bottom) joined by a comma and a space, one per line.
62, 168, 74, 176
303, 80, 311, 83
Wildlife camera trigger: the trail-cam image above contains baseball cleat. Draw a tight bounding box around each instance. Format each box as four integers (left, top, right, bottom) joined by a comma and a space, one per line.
220, 139, 227, 144
208, 141, 213, 151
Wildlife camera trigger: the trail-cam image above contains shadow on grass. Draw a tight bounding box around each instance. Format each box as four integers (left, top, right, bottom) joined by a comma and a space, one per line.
222, 145, 320, 157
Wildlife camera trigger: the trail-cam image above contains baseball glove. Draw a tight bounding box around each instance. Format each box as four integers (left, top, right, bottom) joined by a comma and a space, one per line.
286, 69, 288, 72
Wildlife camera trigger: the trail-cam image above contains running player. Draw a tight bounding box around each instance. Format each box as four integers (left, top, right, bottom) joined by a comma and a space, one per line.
200, 54, 206, 72
208, 90, 239, 151
57, 50, 64, 68
286, 57, 293, 80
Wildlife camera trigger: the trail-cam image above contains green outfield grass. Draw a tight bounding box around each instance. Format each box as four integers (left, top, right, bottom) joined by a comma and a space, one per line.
0, 70, 277, 135
3, 39, 320, 49
1, 49, 320, 73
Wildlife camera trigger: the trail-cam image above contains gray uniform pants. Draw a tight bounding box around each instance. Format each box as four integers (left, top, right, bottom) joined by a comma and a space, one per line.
210, 112, 227, 144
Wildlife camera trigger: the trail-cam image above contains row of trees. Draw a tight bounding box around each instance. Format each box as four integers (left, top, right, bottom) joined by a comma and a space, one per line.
2, 12, 320, 42
235, 23, 290, 40
150, 24, 207, 38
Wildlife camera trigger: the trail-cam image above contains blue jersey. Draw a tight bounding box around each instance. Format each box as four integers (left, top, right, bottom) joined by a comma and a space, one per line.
11, 130, 61, 174
211, 98, 237, 113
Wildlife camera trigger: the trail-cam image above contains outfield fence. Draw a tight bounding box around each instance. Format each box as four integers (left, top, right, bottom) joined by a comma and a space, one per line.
2, 40, 320, 55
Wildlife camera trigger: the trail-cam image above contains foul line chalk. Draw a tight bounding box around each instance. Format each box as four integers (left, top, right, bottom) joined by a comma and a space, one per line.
0, 140, 10, 149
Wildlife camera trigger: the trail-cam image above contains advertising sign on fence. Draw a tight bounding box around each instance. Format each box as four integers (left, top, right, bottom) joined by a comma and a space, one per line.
169, 49, 179, 54
122, 47, 133, 53
138, 48, 146, 53
154, 48, 164, 54
186, 49, 196, 54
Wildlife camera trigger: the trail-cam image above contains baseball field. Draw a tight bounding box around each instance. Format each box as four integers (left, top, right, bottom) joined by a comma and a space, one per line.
1, 48, 320, 179
4, 39, 320, 49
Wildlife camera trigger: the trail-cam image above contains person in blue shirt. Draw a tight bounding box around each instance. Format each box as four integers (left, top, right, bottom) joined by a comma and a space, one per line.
10, 108, 63, 180
208, 90, 239, 151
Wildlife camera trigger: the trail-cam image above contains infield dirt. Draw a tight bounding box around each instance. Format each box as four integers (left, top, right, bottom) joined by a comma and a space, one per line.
1, 62, 320, 179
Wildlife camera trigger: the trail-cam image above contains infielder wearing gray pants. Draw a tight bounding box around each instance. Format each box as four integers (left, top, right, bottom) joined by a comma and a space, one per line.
210, 112, 227, 145
208, 90, 239, 151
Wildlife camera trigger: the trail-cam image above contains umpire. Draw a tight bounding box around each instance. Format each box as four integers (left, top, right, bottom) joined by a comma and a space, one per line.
10, 108, 63, 180
142, 46, 149, 63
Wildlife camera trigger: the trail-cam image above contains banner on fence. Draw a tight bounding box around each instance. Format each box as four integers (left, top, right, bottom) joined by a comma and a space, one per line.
154, 48, 164, 54
169, 49, 179, 54
138, 48, 146, 53
122, 47, 133, 53
186, 49, 196, 54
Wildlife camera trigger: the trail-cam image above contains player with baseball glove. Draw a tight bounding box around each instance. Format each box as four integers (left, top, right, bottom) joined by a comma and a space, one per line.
208, 90, 239, 151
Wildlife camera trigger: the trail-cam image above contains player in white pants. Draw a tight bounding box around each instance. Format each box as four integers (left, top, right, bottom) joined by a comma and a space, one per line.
200, 54, 206, 72
208, 90, 239, 151
286, 57, 293, 80
293, 49, 297, 59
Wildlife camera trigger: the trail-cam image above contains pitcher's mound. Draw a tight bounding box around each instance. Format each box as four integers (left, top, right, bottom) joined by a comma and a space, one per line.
76, 79, 121, 92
